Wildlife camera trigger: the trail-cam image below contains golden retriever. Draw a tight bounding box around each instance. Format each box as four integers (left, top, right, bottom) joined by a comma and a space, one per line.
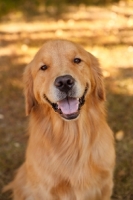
6, 40, 115, 200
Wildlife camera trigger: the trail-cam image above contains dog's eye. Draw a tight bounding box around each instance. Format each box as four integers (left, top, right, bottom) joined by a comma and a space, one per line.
74, 58, 82, 64
40, 65, 48, 71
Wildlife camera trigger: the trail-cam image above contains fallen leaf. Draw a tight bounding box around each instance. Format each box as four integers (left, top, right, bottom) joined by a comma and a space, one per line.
115, 130, 124, 141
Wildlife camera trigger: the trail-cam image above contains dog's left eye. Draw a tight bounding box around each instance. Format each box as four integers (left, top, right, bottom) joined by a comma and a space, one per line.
40, 65, 48, 71
74, 58, 82, 64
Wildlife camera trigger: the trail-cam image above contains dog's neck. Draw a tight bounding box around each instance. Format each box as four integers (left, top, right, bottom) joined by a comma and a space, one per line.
26, 101, 105, 182
29, 99, 104, 149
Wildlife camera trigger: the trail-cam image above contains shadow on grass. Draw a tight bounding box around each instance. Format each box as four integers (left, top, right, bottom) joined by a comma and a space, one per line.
0, 54, 28, 199
105, 67, 133, 200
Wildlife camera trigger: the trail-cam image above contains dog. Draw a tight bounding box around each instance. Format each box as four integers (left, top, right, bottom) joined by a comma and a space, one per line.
5, 40, 115, 200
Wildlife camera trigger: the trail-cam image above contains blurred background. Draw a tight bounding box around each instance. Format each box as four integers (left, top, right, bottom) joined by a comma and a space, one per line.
0, 0, 133, 199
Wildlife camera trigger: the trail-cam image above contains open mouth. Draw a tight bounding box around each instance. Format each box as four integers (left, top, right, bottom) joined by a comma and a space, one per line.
43, 83, 88, 120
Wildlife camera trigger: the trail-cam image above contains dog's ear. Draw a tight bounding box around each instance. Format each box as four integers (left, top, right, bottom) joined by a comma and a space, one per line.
89, 53, 105, 101
23, 63, 36, 116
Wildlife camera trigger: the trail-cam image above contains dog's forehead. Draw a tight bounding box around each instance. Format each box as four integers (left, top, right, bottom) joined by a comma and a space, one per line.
45, 40, 79, 51
37, 40, 83, 58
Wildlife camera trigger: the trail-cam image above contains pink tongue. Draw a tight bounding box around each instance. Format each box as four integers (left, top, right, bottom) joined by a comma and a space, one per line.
58, 98, 79, 115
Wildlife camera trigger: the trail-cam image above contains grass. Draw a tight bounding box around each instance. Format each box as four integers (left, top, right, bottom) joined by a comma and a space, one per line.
0, 0, 121, 19
0, 1, 133, 199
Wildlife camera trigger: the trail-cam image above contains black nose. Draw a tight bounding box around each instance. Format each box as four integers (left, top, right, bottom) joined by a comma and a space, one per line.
54, 75, 75, 93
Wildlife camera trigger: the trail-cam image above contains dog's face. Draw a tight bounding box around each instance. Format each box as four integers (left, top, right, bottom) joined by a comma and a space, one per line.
24, 40, 105, 120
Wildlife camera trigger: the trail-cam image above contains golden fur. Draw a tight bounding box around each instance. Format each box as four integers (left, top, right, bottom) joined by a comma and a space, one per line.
5, 40, 115, 200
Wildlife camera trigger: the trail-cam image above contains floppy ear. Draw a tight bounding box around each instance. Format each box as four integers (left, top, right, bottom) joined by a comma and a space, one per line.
89, 53, 105, 101
23, 63, 36, 116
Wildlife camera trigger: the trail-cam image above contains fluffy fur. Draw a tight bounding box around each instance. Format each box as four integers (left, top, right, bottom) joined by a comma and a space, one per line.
5, 40, 115, 200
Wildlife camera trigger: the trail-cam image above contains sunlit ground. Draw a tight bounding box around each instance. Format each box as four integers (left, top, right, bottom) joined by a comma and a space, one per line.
0, 2, 133, 200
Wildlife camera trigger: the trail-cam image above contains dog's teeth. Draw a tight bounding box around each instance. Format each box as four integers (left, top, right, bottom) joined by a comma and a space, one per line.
56, 102, 59, 107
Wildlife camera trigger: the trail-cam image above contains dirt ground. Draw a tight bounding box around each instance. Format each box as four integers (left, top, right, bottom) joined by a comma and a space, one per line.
0, 1, 133, 200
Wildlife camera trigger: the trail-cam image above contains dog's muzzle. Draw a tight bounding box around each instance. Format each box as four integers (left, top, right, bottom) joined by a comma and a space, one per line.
43, 75, 88, 120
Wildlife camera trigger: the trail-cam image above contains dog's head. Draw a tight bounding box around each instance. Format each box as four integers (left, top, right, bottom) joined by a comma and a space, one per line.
24, 40, 105, 120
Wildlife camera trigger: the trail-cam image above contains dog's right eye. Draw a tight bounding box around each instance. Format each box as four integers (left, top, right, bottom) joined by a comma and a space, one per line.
40, 65, 48, 71
74, 58, 82, 64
